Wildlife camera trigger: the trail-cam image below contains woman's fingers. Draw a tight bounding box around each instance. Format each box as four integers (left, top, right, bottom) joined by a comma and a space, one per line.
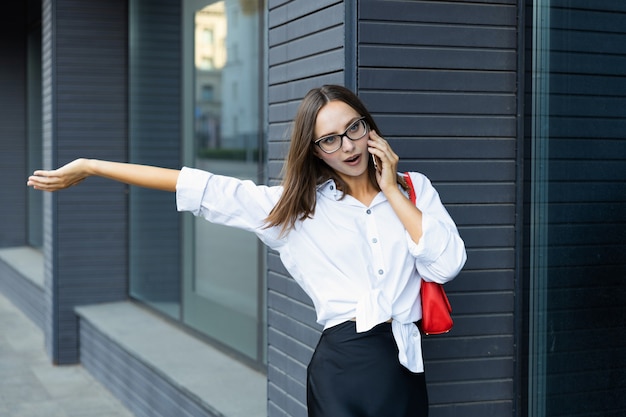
368, 131, 398, 169
28, 168, 81, 191
28, 159, 91, 191
368, 131, 400, 191
27, 173, 61, 191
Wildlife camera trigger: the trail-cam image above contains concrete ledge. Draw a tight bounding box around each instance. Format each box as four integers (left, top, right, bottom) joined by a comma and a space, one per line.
0, 246, 44, 287
76, 302, 266, 417
0, 247, 45, 329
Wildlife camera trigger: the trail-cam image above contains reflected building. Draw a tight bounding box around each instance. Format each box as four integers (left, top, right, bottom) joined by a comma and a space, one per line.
194, 0, 259, 159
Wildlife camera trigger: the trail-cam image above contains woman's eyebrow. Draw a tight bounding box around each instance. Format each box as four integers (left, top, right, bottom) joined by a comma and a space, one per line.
318, 116, 360, 138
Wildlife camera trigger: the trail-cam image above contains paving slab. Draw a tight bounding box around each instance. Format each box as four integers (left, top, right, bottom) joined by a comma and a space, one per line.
0, 292, 134, 417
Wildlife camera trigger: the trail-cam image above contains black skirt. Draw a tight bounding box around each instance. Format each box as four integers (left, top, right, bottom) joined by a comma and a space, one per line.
307, 320, 429, 417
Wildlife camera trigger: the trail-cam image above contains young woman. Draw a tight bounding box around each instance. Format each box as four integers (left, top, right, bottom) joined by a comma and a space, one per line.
28, 85, 466, 417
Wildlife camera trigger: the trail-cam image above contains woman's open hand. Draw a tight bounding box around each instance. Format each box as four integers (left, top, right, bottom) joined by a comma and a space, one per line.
27, 158, 91, 191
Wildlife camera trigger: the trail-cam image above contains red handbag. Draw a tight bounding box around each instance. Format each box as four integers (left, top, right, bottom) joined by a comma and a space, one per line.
418, 279, 454, 335
404, 173, 454, 335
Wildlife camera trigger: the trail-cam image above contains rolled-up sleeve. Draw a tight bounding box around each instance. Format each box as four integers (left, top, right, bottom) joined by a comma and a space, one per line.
405, 173, 467, 283
176, 166, 284, 248
176, 167, 211, 216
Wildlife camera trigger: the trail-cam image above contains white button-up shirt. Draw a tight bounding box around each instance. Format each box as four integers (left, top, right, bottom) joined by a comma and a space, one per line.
176, 167, 467, 373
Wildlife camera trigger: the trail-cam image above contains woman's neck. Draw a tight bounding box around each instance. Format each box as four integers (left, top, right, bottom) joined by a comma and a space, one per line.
342, 175, 379, 206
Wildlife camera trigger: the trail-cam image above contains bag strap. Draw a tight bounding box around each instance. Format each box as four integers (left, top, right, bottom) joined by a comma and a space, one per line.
403, 172, 416, 204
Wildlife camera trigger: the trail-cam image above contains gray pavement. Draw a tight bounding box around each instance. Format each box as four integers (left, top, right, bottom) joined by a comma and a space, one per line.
0, 292, 134, 417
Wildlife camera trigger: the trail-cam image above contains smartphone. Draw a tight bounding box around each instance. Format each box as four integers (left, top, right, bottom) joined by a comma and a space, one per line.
372, 154, 382, 174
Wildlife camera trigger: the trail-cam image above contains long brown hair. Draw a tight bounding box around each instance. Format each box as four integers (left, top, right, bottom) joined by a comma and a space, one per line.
264, 85, 404, 235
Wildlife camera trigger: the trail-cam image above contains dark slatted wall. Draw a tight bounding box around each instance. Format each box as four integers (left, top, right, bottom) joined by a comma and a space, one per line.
266, 1, 347, 416
267, 0, 521, 416
528, 2, 626, 415
358, 1, 519, 416
41, 0, 128, 364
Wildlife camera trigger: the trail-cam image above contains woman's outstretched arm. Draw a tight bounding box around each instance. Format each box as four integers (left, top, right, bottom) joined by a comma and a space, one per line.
27, 158, 180, 192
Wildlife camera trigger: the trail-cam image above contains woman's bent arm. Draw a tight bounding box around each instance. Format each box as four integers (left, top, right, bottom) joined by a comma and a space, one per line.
27, 158, 180, 192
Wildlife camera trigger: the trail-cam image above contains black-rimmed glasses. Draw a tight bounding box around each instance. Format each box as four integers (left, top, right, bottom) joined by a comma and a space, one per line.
313, 117, 369, 154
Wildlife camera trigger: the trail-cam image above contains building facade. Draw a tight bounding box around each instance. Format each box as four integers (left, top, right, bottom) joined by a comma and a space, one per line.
1, 1, 624, 416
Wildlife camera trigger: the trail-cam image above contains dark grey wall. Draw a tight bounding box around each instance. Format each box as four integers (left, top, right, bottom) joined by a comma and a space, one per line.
523, 2, 626, 416
0, 2, 28, 247
41, 0, 129, 364
358, 1, 519, 416
266, 0, 520, 416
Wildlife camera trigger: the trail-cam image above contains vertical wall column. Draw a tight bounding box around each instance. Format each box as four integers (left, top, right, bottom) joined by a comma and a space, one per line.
41, 0, 129, 364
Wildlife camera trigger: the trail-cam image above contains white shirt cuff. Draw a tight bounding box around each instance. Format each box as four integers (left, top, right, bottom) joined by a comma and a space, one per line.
176, 167, 211, 216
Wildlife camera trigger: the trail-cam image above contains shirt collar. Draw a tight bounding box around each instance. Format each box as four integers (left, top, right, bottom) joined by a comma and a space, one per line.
317, 179, 411, 204
317, 179, 341, 200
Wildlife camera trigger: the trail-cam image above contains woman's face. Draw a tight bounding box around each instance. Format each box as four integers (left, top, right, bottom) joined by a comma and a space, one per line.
313, 100, 371, 181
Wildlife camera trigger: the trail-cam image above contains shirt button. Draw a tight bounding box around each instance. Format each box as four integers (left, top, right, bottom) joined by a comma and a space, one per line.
372, 238, 378, 243
330, 185, 334, 190
413, 330, 420, 338
378, 269, 384, 275
366, 209, 371, 214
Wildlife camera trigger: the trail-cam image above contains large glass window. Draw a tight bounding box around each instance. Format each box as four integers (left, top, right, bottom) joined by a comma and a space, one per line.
129, 0, 265, 366
182, 0, 266, 364
129, 0, 182, 320
524, 2, 626, 416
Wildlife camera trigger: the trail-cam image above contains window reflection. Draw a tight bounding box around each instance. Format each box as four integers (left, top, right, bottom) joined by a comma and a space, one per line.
184, 0, 265, 363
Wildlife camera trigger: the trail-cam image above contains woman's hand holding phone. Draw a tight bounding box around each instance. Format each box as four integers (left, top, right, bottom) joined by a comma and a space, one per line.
368, 130, 399, 192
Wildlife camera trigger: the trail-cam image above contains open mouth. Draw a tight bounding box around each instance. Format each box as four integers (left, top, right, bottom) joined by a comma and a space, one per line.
344, 154, 361, 165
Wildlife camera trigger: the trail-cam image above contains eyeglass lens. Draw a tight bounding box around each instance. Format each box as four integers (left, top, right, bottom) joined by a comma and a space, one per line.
316, 119, 367, 153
